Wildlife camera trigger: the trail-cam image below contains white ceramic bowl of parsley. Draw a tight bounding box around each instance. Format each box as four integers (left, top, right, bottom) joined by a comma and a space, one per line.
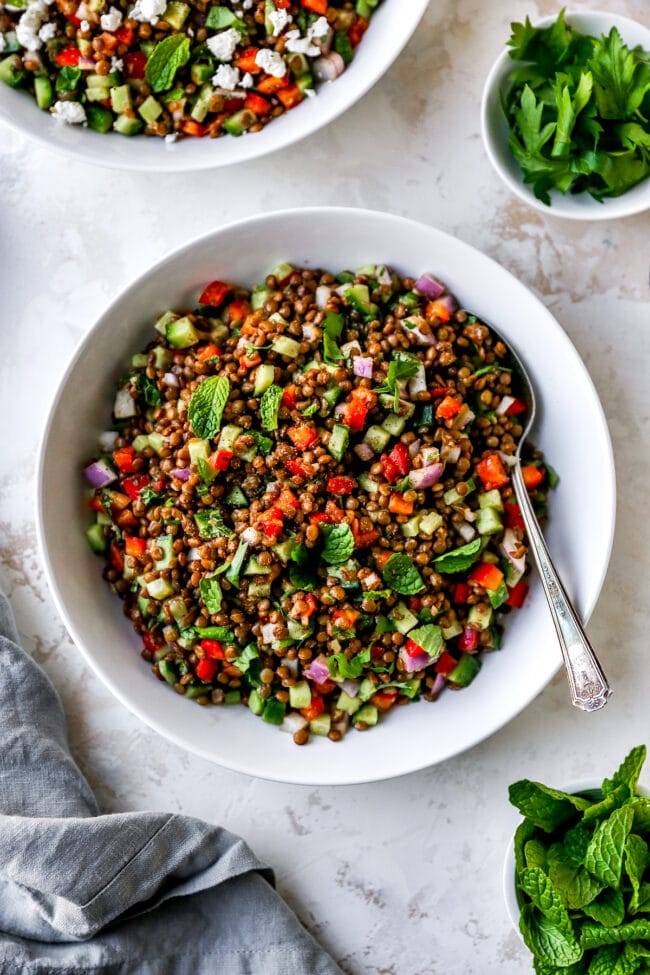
36, 207, 615, 785
0, 0, 428, 172
481, 11, 650, 220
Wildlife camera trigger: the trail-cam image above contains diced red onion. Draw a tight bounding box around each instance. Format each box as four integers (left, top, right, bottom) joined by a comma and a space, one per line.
353, 356, 373, 378
79, 57, 96, 70
163, 372, 179, 387
98, 430, 118, 452
408, 463, 444, 490
114, 387, 137, 419
496, 395, 516, 416
171, 467, 190, 481
457, 521, 476, 542
421, 446, 441, 466
399, 645, 432, 673
501, 528, 526, 575
315, 285, 331, 309
260, 622, 277, 645
462, 507, 477, 523
458, 627, 479, 652
441, 444, 461, 464
408, 438, 421, 459
303, 655, 330, 684
432, 673, 447, 696
499, 451, 516, 468
338, 678, 360, 698
362, 571, 381, 590
84, 459, 117, 489
242, 526, 260, 546
408, 363, 427, 397
354, 442, 374, 461
280, 713, 309, 734
438, 293, 458, 314
332, 715, 349, 735
340, 340, 361, 358
414, 273, 445, 299
402, 316, 436, 346
312, 51, 345, 82
376, 265, 392, 287
302, 322, 318, 342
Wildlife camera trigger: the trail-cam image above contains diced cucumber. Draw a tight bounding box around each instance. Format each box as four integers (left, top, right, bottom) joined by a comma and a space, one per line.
254, 363, 275, 396
358, 472, 379, 494
248, 688, 264, 715
110, 84, 131, 113
85, 523, 106, 554
167, 596, 188, 625
147, 577, 174, 600
419, 511, 443, 536
448, 653, 481, 688
328, 423, 349, 461
272, 538, 296, 563
309, 713, 331, 736
154, 310, 178, 336
358, 678, 376, 702
1, 32, 20, 54
381, 413, 406, 436
468, 604, 493, 630
163, 0, 189, 28
188, 438, 210, 465
270, 262, 294, 284
271, 335, 301, 358
296, 72, 314, 95
147, 432, 165, 455
224, 690, 241, 705
391, 601, 418, 634
401, 514, 422, 538
153, 534, 176, 569
444, 480, 476, 506
262, 697, 286, 724
247, 579, 271, 599
243, 555, 272, 576
166, 316, 198, 348
344, 284, 378, 319
158, 658, 178, 685
131, 353, 148, 368
225, 485, 248, 507
287, 618, 313, 641
381, 400, 416, 420
289, 681, 312, 709
222, 108, 256, 137
268, 312, 287, 327
131, 434, 147, 452
476, 506, 503, 536
323, 385, 342, 409
218, 424, 243, 454
137, 594, 154, 617
113, 113, 144, 136
363, 425, 391, 454
150, 346, 170, 371
139, 94, 163, 124
190, 83, 212, 123
286, 51, 309, 77
441, 618, 463, 640
505, 561, 524, 587
34, 76, 53, 110
251, 288, 271, 311
489, 581, 509, 610
0, 54, 25, 88
96, 511, 112, 526
354, 704, 378, 726
337, 690, 361, 715
479, 489, 503, 512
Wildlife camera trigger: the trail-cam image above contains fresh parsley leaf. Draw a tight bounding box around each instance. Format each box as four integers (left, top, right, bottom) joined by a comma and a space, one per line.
381, 553, 424, 595
194, 508, 234, 540
224, 540, 248, 587
145, 34, 191, 93
135, 372, 162, 407
375, 353, 420, 411
327, 652, 364, 681
250, 430, 273, 455
589, 27, 650, 120
188, 375, 230, 439
260, 384, 283, 431
199, 575, 223, 614
433, 538, 482, 574
323, 311, 344, 338
139, 485, 164, 506
321, 523, 355, 566
323, 332, 343, 363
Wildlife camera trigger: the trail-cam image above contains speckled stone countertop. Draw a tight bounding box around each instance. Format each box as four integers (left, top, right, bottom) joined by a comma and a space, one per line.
1, 0, 649, 971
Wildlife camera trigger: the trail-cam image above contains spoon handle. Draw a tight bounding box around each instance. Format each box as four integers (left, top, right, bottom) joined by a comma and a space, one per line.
511, 462, 611, 712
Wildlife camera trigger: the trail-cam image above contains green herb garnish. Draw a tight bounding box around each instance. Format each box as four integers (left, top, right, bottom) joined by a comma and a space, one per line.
194, 508, 234, 540
321, 523, 355, 566
260, 384, 283, 431
135, 372, 162, 407
375, 353, 420, 411
188, 375, 230, 439
381, 553, 425, 595
224, 540, 248, 587
199, 575, 223, 614
327, 652, 364, 681
433, 538, 482, 574
145, 34, 191, 93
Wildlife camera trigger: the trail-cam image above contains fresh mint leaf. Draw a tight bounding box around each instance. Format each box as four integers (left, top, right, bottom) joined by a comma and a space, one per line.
514, 819, 539, 878
520, 868, 575, 941
251, 430, 273, 455
625, 834, 648, 911
321, 523, 355, 566
604, 745, 647, 797
549, 858, 603, 911
233, 643, 259, 675
136, 372, 162, 407
509, 780, 591, 833
581, 919, 650, 950
519, 903, 583, 968
260, 384, 283, 431
583, 888, 625, 928
188, 375, 230, 439
407, 624, 444, 661
145, 34, 191, 93
196, 457, 216, 486
584, 805, 634, 889
224, 540, 248, 587
322, 311, 344, 338
525, 839, 548, 871
194, 508, 234, 540
563, 825, 594, 864
433, 538, 482, 574
199, 575, 223, 614
323, 332, 343, 363
381, 553, 425, 595
583, 785, 630, 823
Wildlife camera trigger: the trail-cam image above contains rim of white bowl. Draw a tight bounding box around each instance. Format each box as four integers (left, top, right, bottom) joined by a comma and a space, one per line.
0, 0, 429, 173
480, 10, 650, 221
34, 207, 617, 784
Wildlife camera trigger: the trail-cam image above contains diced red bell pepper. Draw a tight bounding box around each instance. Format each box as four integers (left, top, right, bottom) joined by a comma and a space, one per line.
380, 453, 400, 484
239, 352, 261, 371
312, 678, 336, 695
275, 0, 291, 7
388, 442, 411, 476
348, 14, 368, 47
113, 445, 137, 473
235, 47, 262, 73
285, 458, 311, 479
124, 50, 147, 79
332, 607, 360, 631
475, 452, 509, 491
370, 644, 384, 661
55, 45, 81, 66
389, 493, 414, 515
409, 596, 423, 612
434, 651, 458, 676
208, 449, 233, 472
277, 488, 300, 515
277, 84, 304, 110
258, 505, 284, 539
65, 13, 81, 26
180, 119, 207, 138
504, 501, 525, 531
453, 582, 469, 603
199, 280, 231, 308
469, 562, 504, 592
109, 541, 124, 573
301, 694, 324, 721
405, 637, 425, 658
106, 490, 131, 510
227, 299, 251, 322
196, 342, 221, 362
521, 465, 545, 490
430, 387, 450, 397
374, 550, 392, 569
125, 535, 146, 558
372, 688, 399, 711
201, 639, 226, 660
244, 93, 272, 115
426, 299, 452, 323
115, 509, 138, 530
114, 24, 134, 45
436, 396, 462, 420
281, 385, 298, 410
195, 658, 218, 682
339, 386, 377, 433
352, 527, 379, 549
301, 0, 327, 11
458, 628, 480, 652
297, 593, 319, 624
143, 630, 164, 652
310, 500, 345, 526
505, 579, 529, 609
287, 423, 318, 451
88, 495, 106, 513
256, 74, 290, 94
223, 97, 245, 113
505, 397, 527, 415
327, 476, 357, 495
122, 474, 151, 501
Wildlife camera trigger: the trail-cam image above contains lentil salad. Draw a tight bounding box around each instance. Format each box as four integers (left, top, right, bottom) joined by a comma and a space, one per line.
0, 0, 378, 138
83, 263, 554, 745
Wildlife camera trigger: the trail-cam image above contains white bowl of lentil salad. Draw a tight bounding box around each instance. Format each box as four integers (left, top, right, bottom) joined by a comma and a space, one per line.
0, 0, 428, 170
36, 207, 615, 784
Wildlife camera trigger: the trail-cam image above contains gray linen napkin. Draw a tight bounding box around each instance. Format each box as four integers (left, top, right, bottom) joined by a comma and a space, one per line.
0, 591, 343, 974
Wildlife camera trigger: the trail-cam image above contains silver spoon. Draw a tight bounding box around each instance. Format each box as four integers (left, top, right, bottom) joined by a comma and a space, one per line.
486, 329, 612, 712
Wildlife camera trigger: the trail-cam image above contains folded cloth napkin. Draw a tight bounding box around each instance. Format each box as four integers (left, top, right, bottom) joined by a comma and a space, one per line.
0, 592, 343, 974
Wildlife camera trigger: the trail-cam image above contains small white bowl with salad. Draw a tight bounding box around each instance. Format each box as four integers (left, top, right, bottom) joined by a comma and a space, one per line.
481, 10, 650, 219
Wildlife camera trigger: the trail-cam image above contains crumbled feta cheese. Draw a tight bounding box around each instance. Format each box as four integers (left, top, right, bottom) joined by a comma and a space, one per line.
308, 15, 329, 39
206, 26, 240, 61
80, 18, 89, 30
240, 71, 253, 89
110, 55, 123, 71
212, 63, 239, 90
100, 5, 122, 30
0, 34, 5, 53
254, 48, 286, 78
38, 21, 55, 40
268, 8, 291, 36
75, 2, 90, 19
241, 0, 252, 8
51, 100, 87, 124
16, 0, 49, 52
165, 132, 178, 144
284, 29, 319, 57
130, 0, 165, 25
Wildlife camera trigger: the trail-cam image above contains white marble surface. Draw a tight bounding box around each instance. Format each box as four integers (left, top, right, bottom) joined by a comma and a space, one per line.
1, 0, 649, 971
